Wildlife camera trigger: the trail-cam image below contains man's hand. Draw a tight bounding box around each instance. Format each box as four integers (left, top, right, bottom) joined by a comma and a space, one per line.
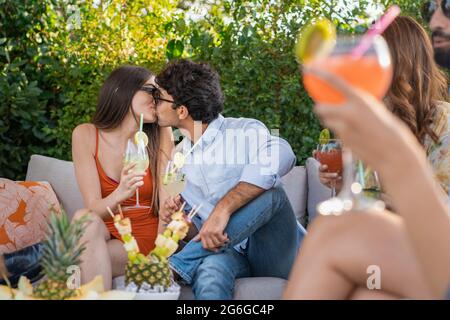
193, 181, 265, 251
194, 209, 230, 251
162, 195, 182, 224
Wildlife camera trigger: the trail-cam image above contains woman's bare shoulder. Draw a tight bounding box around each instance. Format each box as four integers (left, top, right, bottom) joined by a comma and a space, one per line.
72, 123, 97, 154
73, 123, 96, 139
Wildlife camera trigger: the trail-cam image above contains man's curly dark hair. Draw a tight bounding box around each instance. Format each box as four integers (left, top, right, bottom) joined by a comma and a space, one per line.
155, 59, 224, 123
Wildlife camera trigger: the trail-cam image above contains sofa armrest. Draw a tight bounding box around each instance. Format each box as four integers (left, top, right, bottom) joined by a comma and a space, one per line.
306, 157, 331, 223
26, 155, 85, 220
281, 166, 307, 226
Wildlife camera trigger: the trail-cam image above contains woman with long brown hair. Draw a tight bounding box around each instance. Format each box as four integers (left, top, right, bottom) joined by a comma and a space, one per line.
285, 16, 449, 299
318, 16, 449, 193
71, 65, 173, 289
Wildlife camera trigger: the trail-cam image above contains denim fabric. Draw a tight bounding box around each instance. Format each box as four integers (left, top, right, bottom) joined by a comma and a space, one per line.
169, 187, 304, 299
192, 249, 251, 300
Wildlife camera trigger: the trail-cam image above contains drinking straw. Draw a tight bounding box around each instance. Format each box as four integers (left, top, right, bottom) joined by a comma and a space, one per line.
176, 132, 204, 163
187, 206, 195, 219
106, 206, 115, 219
139, 113, 144, 132
164, 160, 171, 176
179, 201, 186, 213
186, 138, 202, 157
351, 5, 401, 59
357, 160, 366, 188
169, 160, 176, 175
118, 204, 124, 219
188, 204, 203, 220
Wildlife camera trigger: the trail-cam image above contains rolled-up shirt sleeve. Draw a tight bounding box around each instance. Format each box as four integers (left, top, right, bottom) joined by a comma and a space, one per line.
239, 120, 296, 190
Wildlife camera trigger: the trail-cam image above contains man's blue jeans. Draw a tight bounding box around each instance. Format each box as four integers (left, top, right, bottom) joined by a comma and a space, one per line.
169, 187, 305, 299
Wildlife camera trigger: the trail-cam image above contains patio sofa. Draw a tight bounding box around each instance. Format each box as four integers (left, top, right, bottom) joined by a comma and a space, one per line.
25, 154, 330, 300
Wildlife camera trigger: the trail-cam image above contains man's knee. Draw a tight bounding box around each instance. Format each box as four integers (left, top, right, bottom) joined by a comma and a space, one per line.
193, 254, 236, 299
266, 186, 289, 202
197, 255, 228, 278
195, 252, 244, 285
254, 186, 291, 213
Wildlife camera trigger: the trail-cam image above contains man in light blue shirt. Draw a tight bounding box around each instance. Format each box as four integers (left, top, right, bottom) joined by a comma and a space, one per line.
155, 59, 304, 299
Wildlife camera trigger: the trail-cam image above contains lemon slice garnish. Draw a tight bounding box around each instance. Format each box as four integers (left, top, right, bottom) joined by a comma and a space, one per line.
319, 128, 331, 144
295, 18, 336, 64
134, 131, 148, 146
173, 152, 185, 169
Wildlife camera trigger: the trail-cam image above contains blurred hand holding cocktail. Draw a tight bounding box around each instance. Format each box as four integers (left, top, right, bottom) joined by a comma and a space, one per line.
296, 6, 401, 214
315, 138, 343, 197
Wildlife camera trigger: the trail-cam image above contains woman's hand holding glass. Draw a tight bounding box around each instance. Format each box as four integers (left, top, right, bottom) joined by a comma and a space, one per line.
313, 141, 343, 197
113, 162, 146, 204
318, 163, 343, 191
120, 138, 150, 209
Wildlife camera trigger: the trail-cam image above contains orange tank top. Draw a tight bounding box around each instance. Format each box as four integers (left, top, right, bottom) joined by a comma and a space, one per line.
94, 128, 158, 255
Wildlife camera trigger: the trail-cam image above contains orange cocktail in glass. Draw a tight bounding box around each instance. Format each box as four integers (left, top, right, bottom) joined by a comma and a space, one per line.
303, 35, 393, 105
315, 139, 342, 197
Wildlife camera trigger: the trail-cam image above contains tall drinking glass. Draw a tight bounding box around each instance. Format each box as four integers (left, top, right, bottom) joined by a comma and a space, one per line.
315, 139, 342, 197
161, 160, 186, 198
123, 139, 150, 209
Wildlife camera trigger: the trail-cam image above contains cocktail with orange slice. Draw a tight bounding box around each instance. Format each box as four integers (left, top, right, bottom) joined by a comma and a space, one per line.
295, 7, 400, 214
295, 18, 393, 105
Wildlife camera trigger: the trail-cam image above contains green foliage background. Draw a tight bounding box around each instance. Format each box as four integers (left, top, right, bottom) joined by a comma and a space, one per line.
0, 0, 424, 179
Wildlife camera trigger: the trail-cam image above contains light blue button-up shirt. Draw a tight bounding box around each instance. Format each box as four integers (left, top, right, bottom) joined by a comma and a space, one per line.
179, 114, 296, 250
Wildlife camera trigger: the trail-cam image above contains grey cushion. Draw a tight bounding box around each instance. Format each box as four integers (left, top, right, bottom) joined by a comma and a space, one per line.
306, 157, 331, 224
179, 277, 286, 300
179, 277, 287, 300
233, 277, 287, 300
113, 276, 286, 300
25, 155, 84, 220
281, 166, 307, 226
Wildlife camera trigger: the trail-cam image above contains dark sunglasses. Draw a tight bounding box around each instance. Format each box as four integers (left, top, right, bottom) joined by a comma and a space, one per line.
141, 84, 179, 107
422, 0, 450, 22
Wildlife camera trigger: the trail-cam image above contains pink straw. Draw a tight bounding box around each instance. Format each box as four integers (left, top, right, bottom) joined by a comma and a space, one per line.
351, 5, 401, 58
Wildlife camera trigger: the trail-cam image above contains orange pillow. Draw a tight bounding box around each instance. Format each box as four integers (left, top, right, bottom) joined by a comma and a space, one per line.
0, 179, 61, 254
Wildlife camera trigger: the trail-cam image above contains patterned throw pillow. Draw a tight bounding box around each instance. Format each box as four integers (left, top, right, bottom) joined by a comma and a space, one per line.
0, 179, 61, 254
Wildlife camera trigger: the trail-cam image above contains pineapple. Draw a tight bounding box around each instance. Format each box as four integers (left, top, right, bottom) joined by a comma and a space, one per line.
123, 206, 197, 291
111, 209, 175, 291
1, 208, 135, 300
111, 203, 201, 292
124, 258, 171, 290
33, 211, 89, 300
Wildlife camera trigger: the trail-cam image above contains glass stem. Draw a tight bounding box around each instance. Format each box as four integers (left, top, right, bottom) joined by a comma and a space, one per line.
135, 188, 140, 207
331, 179, 336, 197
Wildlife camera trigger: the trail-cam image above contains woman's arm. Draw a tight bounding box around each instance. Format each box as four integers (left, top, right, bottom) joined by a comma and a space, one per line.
310, 67, 450, 298
157, 126, 175, 234
380, 137, 450, 298
72, 124, 144, 220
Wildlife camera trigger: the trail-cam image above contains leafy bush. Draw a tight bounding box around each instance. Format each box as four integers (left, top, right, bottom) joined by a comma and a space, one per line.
0, 1, 54, 179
